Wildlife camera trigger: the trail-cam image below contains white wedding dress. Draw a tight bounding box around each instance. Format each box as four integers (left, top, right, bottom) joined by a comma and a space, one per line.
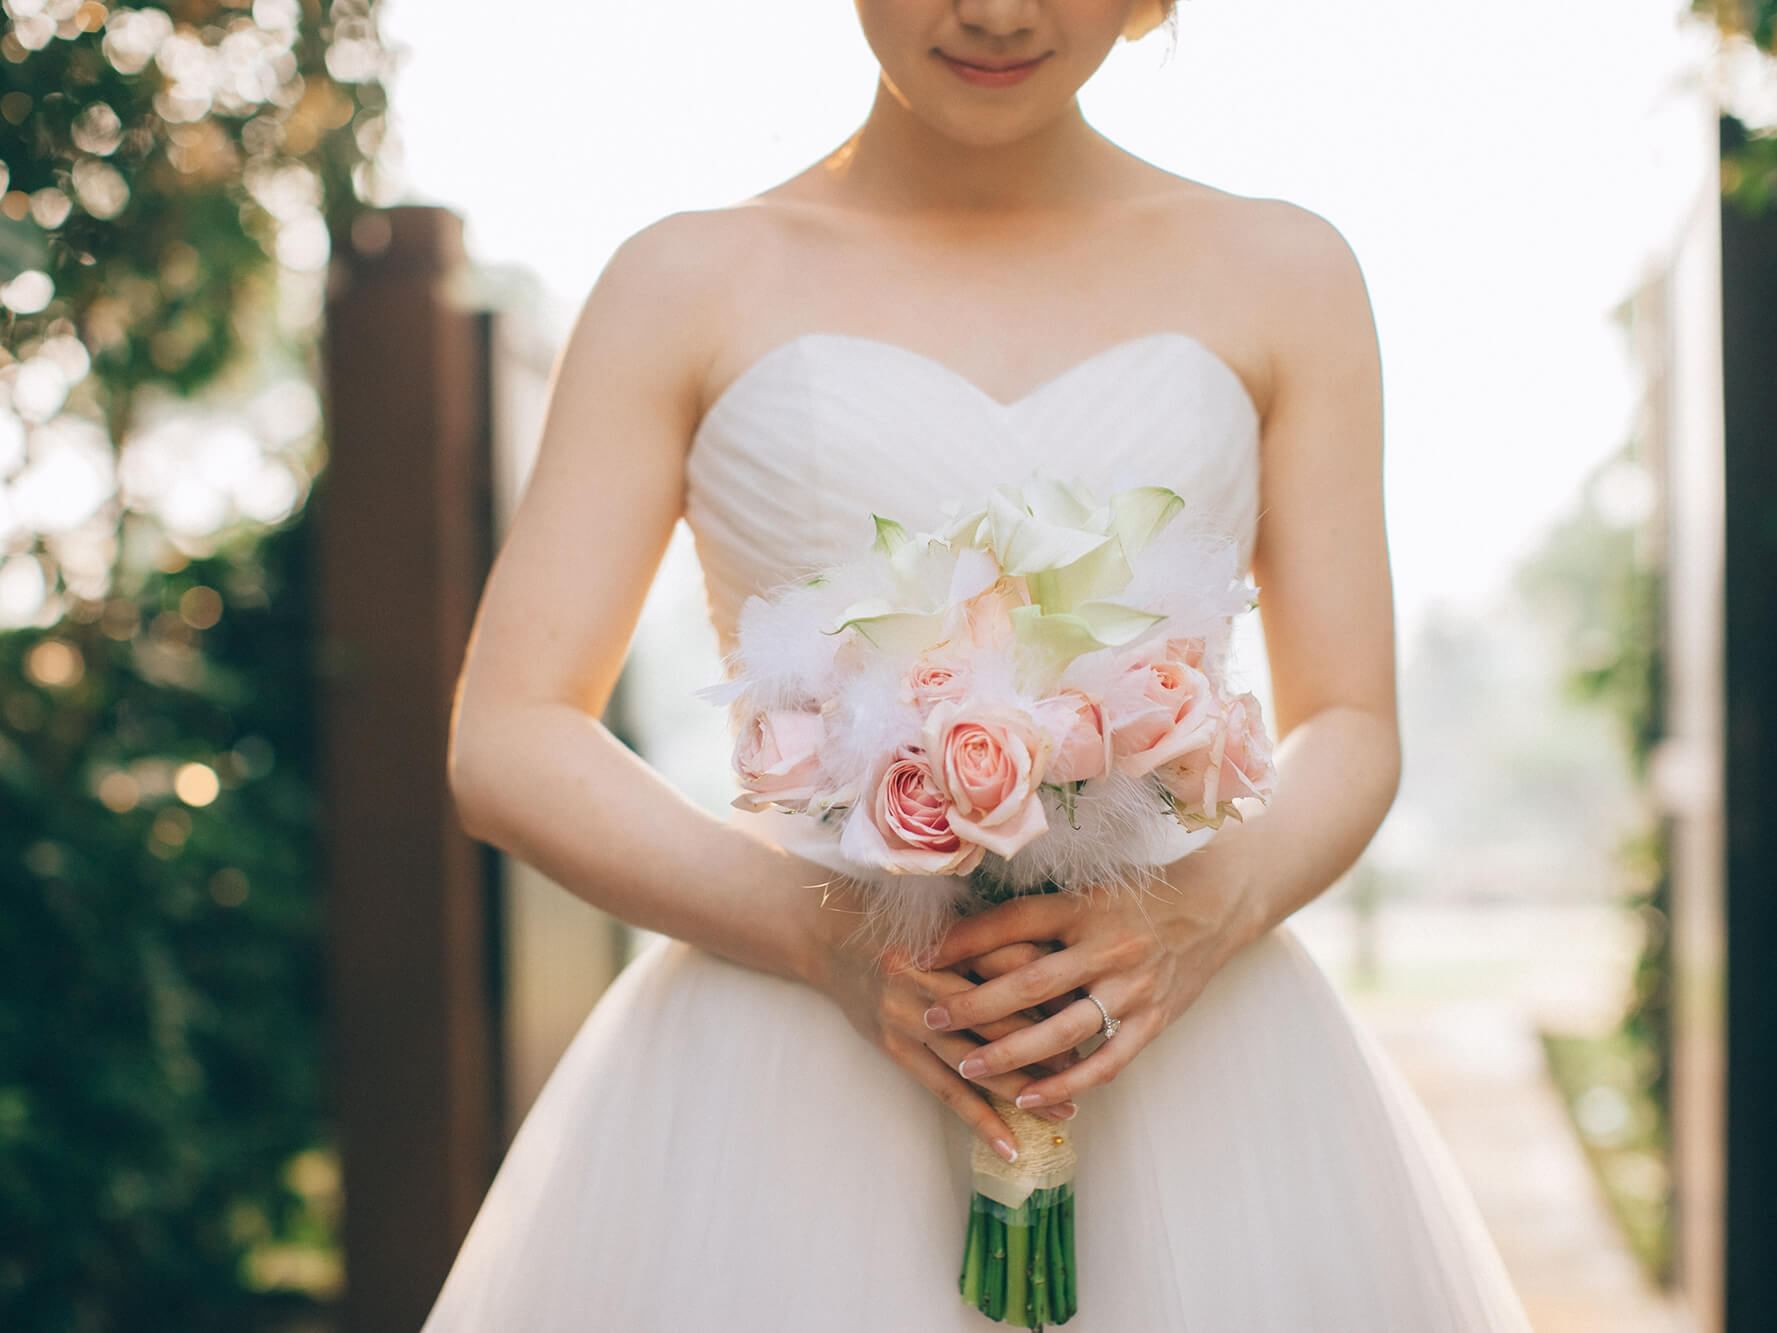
422, 331, 1536, 1331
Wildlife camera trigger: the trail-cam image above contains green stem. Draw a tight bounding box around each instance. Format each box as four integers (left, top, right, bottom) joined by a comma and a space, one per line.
1049, 1194, 1067, 1322
1032, 1196, 1052, 1326
1005, 1217, 1030, 1326
1003, 1211, 1016, 1323
988, 1211, 1007, 1321
961, 1206, 985, 1307
1061, 1193, 1077, 1320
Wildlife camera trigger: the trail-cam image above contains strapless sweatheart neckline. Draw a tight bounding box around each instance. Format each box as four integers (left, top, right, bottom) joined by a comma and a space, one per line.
422, 331, 1535, 1332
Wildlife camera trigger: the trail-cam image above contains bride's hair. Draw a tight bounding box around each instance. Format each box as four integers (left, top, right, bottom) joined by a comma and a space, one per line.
1123, 0, 1181, 42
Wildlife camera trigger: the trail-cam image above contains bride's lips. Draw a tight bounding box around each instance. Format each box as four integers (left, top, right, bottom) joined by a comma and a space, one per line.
934, 49, 1051, 88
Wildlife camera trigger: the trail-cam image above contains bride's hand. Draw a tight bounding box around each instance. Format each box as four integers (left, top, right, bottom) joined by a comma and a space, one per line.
913, 859, 1258, 1110
807, 892, 1081, 1164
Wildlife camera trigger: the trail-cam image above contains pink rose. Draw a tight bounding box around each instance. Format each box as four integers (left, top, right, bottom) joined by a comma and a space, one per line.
1106, 657, 1221, 777
1033, 689, 1106, 783
922, 700, 1051, 859
904, 655, 970, 711
731, 708, 827, 813
957, 576, 1027, 652
840, 744, 985, 876
1155, 691, 1278, 828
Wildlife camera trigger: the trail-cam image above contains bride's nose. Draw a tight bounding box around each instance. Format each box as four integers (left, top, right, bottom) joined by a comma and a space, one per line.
954, 0, 1040, 38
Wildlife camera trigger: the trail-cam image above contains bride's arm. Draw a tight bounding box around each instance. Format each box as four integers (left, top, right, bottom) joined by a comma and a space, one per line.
448, 216, 1082, 1149
446, 215, 831, 988
1197, 202, 1400, 947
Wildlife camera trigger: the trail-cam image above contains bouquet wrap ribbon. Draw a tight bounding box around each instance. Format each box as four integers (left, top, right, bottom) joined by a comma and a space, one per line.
969, 1098, 1077, 1207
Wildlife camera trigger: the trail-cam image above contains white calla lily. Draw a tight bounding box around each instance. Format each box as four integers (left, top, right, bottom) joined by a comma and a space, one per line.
828, 603, 949, 652
985, 488, 1112, 578
1009, 600, 1167, 679
828, 518, 1006, 652
1108, 485, 1187, 557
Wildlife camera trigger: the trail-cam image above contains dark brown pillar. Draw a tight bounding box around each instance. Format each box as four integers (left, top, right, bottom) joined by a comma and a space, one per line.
313, 205, 500, 1331
1719, 116, 1777, 1333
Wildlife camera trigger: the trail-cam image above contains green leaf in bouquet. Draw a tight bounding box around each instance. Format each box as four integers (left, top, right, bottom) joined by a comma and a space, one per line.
871, 513, 913, 555
1039, 779, 1085, 830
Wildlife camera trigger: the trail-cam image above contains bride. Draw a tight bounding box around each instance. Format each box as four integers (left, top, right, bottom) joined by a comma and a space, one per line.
428, 1, 1535, 1329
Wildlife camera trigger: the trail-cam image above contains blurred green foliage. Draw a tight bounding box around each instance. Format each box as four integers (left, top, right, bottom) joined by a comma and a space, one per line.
1541, 1028, 1674, 1282
0, 524, 333, 1329
1, 1, 388, 413
1513, 431, 1674, 1284
1, 3, 386, 1327
1693, 0, 1777, 49
1694, 0, 1777, 214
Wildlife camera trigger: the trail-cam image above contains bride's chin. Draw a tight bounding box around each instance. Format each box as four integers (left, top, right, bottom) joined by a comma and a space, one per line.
877, 73, 1069, 143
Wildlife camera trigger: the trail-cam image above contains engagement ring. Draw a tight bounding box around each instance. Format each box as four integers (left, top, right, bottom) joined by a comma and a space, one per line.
1085, 992, 1120, 1040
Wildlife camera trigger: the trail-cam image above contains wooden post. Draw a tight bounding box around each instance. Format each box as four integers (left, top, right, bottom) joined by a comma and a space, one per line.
313, 205, 500, 1331
1718, 116, 1777, 1333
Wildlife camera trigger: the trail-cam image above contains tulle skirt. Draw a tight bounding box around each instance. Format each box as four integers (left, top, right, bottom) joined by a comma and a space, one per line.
421, 897, 1533, 1331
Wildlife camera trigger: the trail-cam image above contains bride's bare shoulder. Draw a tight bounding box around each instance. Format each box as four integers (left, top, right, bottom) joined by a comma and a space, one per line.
1215, 194, 1376, 397
587, 197, 810, 311
1140, 180, 1375, 412
555, 203, 788, 428
1143, 176, 1367, 290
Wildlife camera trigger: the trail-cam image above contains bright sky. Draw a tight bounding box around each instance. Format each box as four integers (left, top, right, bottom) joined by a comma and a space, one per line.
382, 0, 1715, 654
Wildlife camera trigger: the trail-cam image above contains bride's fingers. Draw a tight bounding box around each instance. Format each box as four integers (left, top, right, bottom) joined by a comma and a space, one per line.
998, 996, 1155, 1109
938, 1022, 1080, 1078
962, 942, 1080, 1016
883, 1032, 1025, 1161
926, 893, 1089, 971
896, 964, 1081, 1083
952, 996, 1111, 1084
963, 1009, 1079, 1060
921, 1031, 1078, 1120
904, 962, 1081, 1049
922, 942, 1107, 1035
962, 941, 1052, 980
907, 973, 1083, 1078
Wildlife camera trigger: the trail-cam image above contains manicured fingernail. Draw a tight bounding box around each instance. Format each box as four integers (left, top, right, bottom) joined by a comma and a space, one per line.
1053, 1101, 1078, 1120
923, 1007, 949, 1030
993, 1137, 1019, 1163
959, 1055, 987, 1078
1015, 1091, 1047, 1109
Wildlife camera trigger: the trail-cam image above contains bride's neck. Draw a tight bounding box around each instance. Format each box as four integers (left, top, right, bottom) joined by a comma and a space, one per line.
824, 78, 1118, 218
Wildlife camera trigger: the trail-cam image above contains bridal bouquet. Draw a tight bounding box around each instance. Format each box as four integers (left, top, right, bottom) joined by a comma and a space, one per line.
699, 475, 1277, 1327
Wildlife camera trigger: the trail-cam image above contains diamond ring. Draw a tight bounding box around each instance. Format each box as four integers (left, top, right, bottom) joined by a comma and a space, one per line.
1084, 992, 1120, 1040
